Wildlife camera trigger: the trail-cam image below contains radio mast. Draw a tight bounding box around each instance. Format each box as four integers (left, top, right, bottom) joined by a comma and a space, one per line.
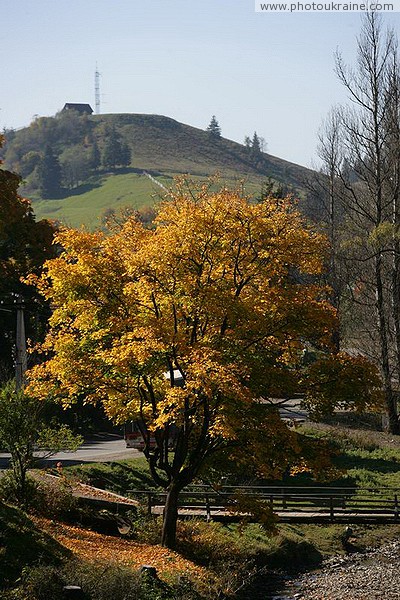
95, 65, 101, 114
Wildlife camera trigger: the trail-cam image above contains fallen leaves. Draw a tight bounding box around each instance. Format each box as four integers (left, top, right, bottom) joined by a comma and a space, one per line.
31, 516, 207, 582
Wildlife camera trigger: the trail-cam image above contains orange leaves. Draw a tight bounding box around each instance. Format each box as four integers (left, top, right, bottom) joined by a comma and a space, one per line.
27, 177, 339, 484
32, 516, 207, 582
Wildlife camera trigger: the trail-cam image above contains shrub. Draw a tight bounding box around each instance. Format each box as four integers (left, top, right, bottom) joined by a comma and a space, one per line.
16, 564, 63, 600
177, 520, 243, 567
9, 559, 202, 600
0, 473, 80, 521
0, 472, 41, 509
124, 509, 163, 545
33, 478, 79, 520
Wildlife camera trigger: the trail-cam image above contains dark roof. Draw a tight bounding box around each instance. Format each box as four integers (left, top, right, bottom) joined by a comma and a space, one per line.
62, 103, 93, 114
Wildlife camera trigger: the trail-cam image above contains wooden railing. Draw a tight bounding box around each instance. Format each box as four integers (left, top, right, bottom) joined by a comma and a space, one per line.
127, 485, 400, 522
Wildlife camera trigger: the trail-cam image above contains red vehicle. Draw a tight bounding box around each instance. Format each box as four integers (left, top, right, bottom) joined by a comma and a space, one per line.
124, 421, 178, 450
124, 421, 155, 450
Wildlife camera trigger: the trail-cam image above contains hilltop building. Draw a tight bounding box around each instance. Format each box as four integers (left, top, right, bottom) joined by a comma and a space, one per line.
62, 103, 93, 115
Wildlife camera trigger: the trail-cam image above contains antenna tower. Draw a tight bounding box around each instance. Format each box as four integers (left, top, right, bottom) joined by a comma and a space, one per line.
95, 65, 101, 115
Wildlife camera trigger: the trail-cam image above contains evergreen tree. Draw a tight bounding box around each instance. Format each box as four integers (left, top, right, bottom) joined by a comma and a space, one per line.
257, 178, 289, 202
251, 132, 261, 155
37, 145, 62, 199
102, 127, 131, 169
89, 139, 101, 171
119, 141, 131, 167
207, 115, 221, 139
244, 135, 252, 151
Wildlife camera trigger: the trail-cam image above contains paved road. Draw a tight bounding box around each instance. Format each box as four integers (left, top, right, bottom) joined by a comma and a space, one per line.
0, 435, 141, 469
267, 397, 308, 422
0, 398, 307, 470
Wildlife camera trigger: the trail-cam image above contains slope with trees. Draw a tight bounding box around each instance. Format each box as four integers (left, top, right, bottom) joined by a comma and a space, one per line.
0, 111, 311, 229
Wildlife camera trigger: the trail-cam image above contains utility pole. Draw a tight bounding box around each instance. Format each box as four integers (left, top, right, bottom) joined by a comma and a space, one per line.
15, 295, 27, 391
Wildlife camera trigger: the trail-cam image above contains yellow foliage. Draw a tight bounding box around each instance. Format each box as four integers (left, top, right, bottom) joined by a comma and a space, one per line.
27, 178, 338, 488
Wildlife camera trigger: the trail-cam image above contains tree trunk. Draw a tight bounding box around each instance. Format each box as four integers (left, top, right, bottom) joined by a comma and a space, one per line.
161, 483, 181, 549
391, 129, 400, 433
392, 223, 400, 432
376, 254, 400, 434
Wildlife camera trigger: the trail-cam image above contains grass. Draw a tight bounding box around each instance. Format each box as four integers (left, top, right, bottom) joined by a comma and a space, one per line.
299, 422, 400, 490
31, 170, 265, 230
32, 171, 169, 229
294, 522, 400, 556
66, 456, 156, 494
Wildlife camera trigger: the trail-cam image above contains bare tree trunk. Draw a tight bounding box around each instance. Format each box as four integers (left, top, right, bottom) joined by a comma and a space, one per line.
317, 107, 344, 352
161, 482, 181, 549
391, 189, 400, 431
329, 164, 341, 353
376, 254, 399, 433
388, 61, 400, 429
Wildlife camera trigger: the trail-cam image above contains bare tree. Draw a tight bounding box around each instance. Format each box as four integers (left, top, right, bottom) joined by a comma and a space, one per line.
319, 14, 400, 433
316, 108, 348, 350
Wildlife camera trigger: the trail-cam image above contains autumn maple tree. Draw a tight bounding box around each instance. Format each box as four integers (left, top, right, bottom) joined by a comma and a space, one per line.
27, 179, 382, 547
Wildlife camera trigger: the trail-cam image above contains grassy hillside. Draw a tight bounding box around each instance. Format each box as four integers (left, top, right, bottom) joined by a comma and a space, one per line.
33, 171, 172, 229
2, 112, 314, 229
32, 170, 266, 229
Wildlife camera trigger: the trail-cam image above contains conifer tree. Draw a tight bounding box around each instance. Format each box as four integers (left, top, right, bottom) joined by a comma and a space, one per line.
207, 115, 221, 139
89, 139, 101, 171
37, 146, 62, 199
252, 131, 261, 156
102, 127, 131, 169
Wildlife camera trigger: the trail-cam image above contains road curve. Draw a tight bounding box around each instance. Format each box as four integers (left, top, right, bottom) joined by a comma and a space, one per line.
0, 435, 141, 469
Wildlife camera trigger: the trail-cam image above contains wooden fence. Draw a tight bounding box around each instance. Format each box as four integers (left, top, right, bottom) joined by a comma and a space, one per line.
127, 485, 400, 523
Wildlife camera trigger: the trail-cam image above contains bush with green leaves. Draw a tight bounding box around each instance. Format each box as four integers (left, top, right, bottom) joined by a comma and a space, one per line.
0, 381, 82, 505
0, 471, 41, 510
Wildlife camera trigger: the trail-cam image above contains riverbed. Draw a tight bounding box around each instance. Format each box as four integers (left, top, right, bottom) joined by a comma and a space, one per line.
269, 540, 400, 600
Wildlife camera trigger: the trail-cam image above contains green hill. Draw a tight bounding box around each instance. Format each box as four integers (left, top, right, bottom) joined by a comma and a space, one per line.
2, 112, 314, 228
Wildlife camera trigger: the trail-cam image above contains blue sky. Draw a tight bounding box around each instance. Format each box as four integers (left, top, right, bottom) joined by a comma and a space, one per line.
1, 1, 399, 167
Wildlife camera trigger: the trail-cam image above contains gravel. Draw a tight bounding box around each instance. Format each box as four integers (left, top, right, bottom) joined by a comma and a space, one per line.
275, 541, 400, 600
